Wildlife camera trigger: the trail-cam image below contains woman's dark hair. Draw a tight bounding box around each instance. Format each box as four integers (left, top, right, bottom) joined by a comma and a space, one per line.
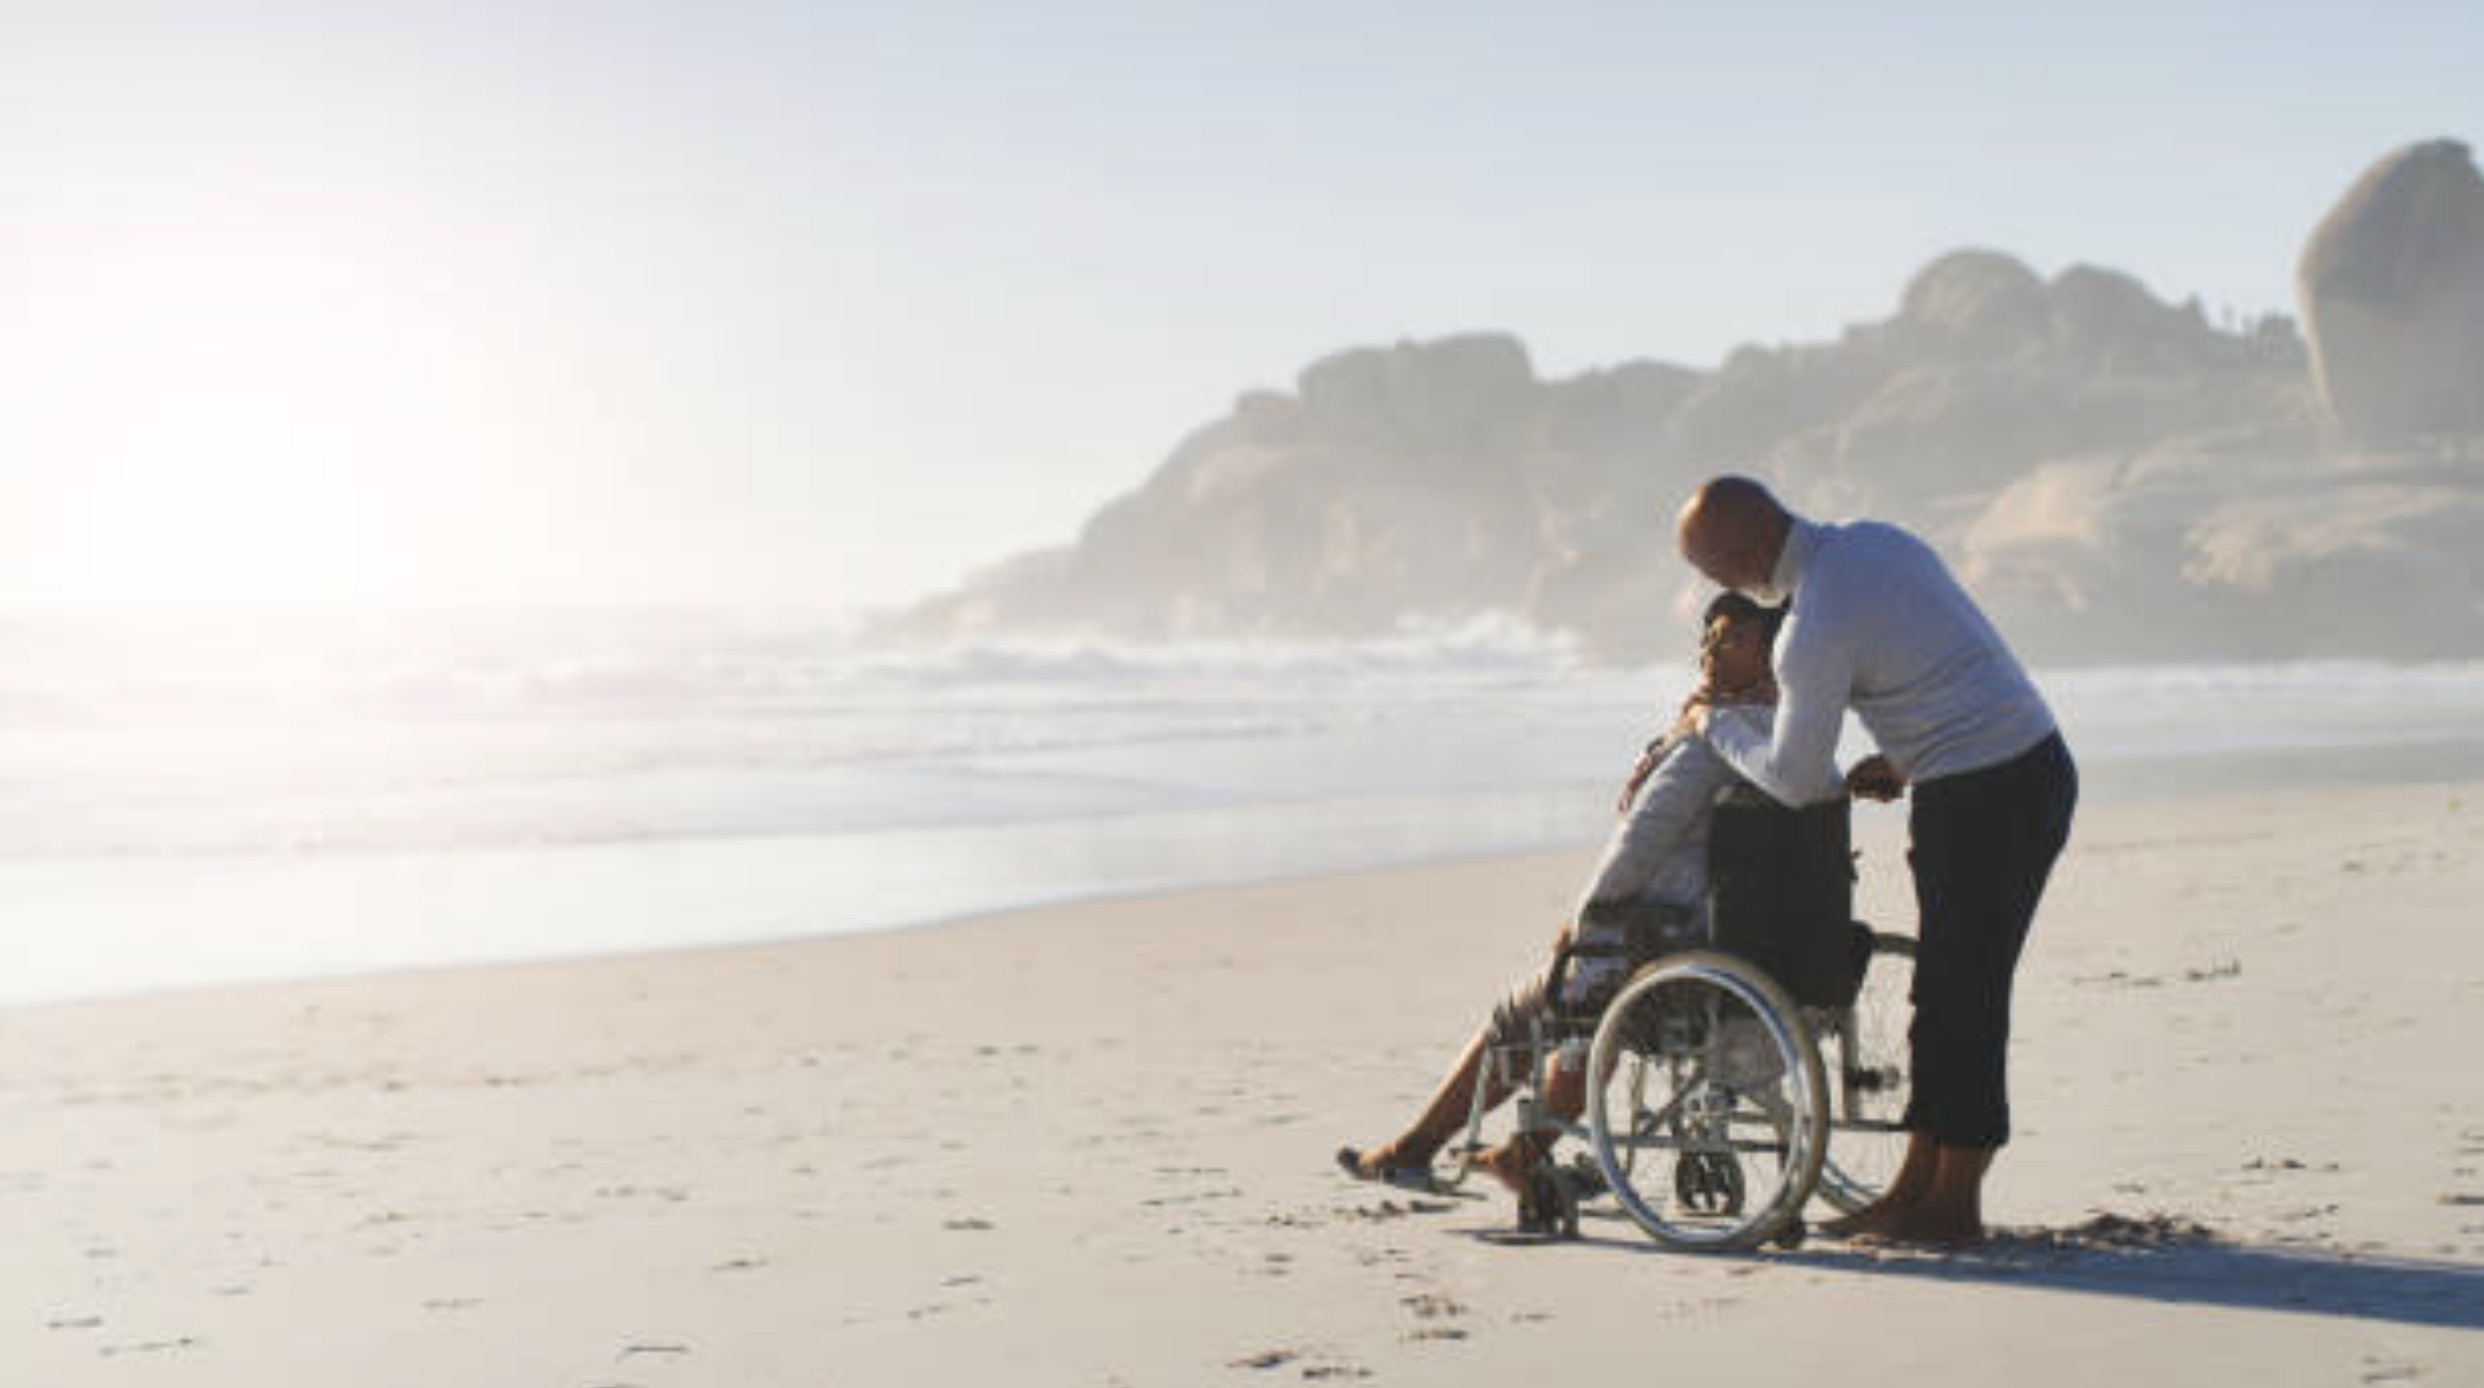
1702, 591, 1787, 639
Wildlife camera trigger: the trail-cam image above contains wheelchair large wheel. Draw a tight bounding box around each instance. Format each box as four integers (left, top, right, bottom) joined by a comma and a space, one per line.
1585, 951, 1827, 1251
1813, 931, 1916, 1214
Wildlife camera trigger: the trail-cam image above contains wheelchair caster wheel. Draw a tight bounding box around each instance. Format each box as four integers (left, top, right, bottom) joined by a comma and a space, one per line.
1673, 1151, 1745, 1218
1517, 1165, 1580, 1240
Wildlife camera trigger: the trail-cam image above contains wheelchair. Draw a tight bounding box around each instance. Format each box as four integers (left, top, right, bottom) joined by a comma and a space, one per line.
1432, 787, 1916, 1251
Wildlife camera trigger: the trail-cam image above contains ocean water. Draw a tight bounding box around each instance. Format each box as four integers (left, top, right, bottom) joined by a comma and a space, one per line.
8, 610, 2484, 1005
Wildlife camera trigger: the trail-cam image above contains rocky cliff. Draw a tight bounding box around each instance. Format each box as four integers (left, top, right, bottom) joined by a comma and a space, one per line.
887, 139, 2484, 664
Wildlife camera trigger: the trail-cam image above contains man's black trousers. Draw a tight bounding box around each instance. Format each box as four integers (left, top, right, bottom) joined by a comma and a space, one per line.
1900, 731, 2077, 1149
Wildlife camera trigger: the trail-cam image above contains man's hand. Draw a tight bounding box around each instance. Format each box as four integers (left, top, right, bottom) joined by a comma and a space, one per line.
1845, 754, 1906, 802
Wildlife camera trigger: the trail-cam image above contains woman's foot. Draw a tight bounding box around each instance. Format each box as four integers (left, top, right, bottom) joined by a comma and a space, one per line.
1476, 1132, 1555, 1196
1335, 1141, 1438, 1189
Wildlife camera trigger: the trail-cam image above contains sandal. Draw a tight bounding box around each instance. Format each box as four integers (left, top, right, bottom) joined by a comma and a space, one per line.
1334, 1145, 1441, 1193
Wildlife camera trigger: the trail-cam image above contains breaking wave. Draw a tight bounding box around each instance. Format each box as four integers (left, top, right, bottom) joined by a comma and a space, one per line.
5, 608, 2483, 864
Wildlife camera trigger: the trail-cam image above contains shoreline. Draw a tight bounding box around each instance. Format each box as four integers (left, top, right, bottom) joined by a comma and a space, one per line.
19, 736, 2484, 1012
0, 833, 1589, 1019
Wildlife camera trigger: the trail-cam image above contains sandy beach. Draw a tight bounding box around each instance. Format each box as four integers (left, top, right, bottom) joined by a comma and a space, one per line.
7, 780, 2483, 1386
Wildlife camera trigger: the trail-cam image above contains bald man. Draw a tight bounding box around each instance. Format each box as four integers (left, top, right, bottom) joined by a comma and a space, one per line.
1676, 475, 2077, 1246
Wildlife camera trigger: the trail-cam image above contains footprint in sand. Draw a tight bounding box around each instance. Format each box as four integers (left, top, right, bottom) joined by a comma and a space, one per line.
1226, 1347, 1373, 1379
1400, 1295, 1472, 1344
99, 1337, 203, 1359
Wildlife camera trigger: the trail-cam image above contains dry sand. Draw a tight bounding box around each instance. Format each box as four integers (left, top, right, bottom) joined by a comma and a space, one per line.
5, 781, 2482, 1385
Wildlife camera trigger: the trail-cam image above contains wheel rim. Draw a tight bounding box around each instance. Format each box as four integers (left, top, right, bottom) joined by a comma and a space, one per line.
1587, 952, 1828, 1250
1815, 933, 1916, 1214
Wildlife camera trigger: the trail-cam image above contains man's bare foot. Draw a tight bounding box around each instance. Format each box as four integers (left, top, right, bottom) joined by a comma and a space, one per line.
1854, 1204, 1987, 1248
1852, 1144, 1991, 1246
1821, 1197, 1912, 1240
1826, 1132, 1941, 1239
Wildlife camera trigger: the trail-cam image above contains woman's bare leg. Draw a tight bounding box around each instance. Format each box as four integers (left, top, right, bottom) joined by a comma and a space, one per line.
1477, 1047, 1589, 1194
1349, 1028, 1512, 1176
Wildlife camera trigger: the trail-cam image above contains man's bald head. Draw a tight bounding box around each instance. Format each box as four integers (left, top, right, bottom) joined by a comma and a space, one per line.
1676, 475, 1794, 594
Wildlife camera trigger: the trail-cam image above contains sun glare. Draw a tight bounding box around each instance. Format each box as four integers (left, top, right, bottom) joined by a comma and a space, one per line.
9, 181, 539, 613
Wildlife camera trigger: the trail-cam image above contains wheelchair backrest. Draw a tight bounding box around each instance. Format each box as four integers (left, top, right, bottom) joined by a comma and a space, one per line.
1707, 784, 1861, 1008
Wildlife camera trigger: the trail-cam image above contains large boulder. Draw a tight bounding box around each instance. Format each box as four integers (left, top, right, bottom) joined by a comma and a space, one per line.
2298, 139, 2484, 439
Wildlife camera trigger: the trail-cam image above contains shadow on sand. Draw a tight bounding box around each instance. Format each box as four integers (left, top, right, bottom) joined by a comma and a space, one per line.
1521, 1211, 2484, 1331
1800, 1230, 2483, 1331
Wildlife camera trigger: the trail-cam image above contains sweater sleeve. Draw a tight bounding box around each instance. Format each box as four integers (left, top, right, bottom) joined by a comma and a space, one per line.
1702, 609, 1851, 807
1576, 738, 1728, 915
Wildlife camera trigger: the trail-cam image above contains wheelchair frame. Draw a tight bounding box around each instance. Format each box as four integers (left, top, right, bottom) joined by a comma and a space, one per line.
1430, 929, 1917, 1250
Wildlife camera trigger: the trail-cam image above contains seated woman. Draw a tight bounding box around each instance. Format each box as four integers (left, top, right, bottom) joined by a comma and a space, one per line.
1337, 592, 1785, 1192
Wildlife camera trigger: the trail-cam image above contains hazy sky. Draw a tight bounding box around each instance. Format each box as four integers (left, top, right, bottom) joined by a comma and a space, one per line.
3, 2, 2476, 615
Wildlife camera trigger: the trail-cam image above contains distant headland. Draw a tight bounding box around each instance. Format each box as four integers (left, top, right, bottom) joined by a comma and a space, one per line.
883, 139, 2484, 664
